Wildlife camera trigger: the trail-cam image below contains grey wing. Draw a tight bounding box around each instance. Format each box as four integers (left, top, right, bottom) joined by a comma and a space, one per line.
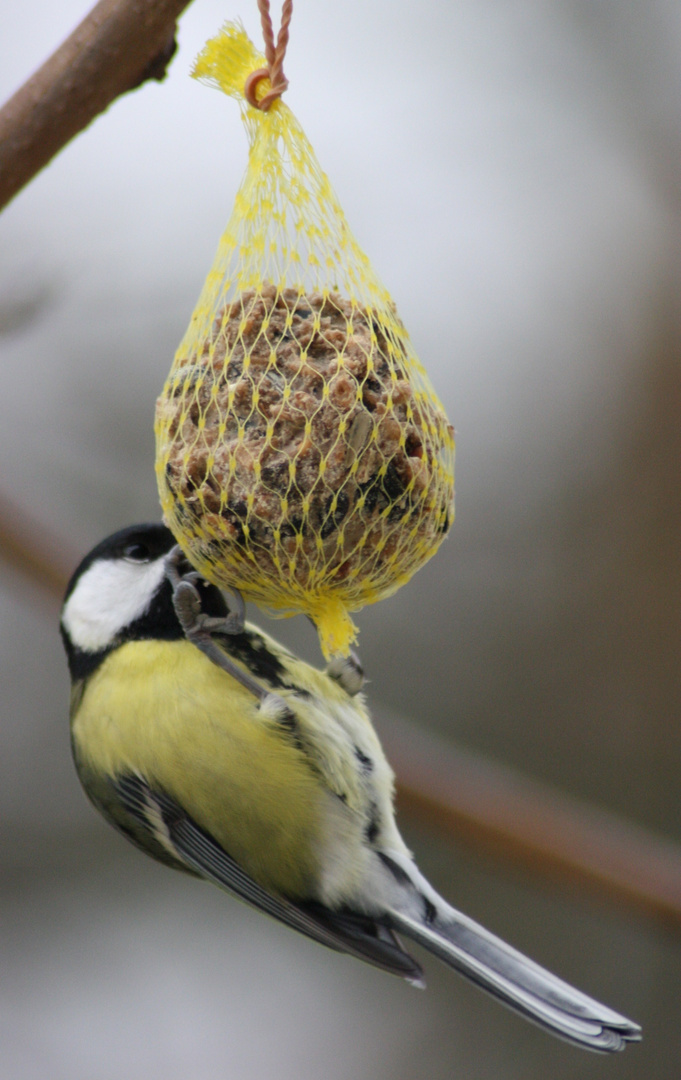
113, 773, 423, 985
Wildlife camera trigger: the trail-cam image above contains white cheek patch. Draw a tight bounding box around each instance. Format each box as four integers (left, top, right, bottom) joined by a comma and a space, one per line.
61, 557, 168, 652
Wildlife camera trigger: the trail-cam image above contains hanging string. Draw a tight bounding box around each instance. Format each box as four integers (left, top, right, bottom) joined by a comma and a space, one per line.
244, 0, 293, 111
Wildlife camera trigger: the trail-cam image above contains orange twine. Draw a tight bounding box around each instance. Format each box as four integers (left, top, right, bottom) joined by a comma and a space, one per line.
244, 0, 293, 110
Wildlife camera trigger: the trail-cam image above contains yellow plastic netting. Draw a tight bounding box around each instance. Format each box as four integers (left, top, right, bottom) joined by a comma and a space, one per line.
155, 22, 455, 658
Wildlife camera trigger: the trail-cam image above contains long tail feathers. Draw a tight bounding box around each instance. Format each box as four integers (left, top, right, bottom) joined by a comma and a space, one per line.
387, 904, 641, 1052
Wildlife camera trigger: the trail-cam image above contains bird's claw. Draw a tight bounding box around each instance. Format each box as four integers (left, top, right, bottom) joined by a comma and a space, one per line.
325, 650, 365, 696
172, 579, 205, 638
165, 546, 246, 639
164, 545, 269, 704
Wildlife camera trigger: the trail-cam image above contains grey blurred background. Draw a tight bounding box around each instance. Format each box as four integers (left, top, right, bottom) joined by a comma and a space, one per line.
1, 0, 680, 1076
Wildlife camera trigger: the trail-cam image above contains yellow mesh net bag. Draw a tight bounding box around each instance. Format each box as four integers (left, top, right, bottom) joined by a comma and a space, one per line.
155, 17, 455, 658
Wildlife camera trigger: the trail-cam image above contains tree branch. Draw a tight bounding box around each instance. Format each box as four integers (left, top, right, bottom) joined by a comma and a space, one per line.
0, 0, 194, 213
0, 492, 75, 599
385, 714, 681, 928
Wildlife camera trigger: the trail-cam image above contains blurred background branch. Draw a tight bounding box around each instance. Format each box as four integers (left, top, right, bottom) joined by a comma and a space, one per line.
4, 492, 680, 928
0, 492, 75, 599
0, 0, 194, 212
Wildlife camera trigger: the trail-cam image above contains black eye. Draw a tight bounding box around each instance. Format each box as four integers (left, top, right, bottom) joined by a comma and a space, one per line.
122, 542, 150, 563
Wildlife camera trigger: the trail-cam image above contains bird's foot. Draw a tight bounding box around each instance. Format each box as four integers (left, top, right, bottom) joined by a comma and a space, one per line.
325, 651, 365, 696
164, 546, 273, 704
305, 615, 365, 694
165, 546, 246, 640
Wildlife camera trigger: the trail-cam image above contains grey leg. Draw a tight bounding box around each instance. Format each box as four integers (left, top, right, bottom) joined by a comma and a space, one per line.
325, 652, 365, 696
164, 546, 273, 703
304, 613, 365, 694
165, 546, 246, 635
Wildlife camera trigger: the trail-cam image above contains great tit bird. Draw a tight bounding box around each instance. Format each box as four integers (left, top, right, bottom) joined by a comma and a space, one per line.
60, 523, 641, 1053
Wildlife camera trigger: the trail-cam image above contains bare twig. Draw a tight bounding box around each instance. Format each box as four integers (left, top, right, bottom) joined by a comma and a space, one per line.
2, 495, 681, 927
0, 492, 74, 599
0, 0, 194, 213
